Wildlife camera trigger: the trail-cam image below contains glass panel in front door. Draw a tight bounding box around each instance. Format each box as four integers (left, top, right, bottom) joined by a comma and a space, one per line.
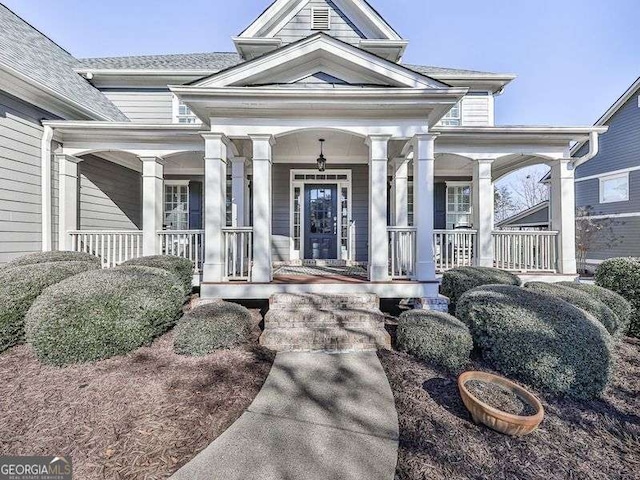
304, 185, 338, 260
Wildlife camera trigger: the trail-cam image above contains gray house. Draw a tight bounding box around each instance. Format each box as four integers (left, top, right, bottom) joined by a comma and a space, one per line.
572, 77, 640, 269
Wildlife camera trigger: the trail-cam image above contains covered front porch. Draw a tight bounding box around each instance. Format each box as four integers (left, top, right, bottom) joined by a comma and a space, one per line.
44, 121, 602, 300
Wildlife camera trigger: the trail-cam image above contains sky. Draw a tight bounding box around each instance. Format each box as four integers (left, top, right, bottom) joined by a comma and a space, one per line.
3, 0, 638, 127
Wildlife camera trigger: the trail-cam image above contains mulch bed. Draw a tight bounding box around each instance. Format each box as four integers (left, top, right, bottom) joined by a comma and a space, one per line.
0, 311, 275, 480
379, 339, 640, 480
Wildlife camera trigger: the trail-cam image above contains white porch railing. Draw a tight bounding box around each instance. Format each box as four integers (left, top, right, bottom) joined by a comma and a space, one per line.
434, 229, 477, 272
69, 230, 143, 268
158, 230, 205, 273
223, 227, 253, 281
388, 227, 417, 279
493, 230, 558, 272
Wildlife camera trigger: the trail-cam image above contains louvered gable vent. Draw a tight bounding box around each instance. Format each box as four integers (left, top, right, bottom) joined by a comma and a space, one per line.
311, 7, 331, 30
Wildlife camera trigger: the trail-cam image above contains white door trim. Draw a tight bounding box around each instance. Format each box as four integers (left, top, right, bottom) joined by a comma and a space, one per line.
290, 169, 353, 261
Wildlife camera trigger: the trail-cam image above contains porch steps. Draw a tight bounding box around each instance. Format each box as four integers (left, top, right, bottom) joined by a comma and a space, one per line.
260, 293, 392, 353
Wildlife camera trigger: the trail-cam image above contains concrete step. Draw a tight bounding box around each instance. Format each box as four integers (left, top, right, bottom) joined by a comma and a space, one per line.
269, 293, 379, 310
261, 293, 391, 353
260, 326, 391, 353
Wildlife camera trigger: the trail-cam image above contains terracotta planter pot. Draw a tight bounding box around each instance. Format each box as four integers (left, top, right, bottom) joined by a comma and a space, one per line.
458, 371, 544, 437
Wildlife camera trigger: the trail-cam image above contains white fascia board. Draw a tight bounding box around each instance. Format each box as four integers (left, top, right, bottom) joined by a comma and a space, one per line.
0, 62, 113, 121
75, 68, 220, 76
240, 0, 303, 38
434, 126, 608, 143
194, 35, 447, 89
332, 0, 403, 40
571, 76, 640, 156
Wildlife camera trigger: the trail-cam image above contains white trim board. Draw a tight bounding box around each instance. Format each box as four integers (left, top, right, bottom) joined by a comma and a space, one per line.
575, 165, 640, 182
576, 212, 640, 220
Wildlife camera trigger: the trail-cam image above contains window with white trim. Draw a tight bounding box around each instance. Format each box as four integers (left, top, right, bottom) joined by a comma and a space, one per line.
172, 96, 200, 124
446, 183, 472, 229
439, 101, 462, 126
311, 7, 331, 30
164, 182, 189, 230
599, 173, 629, 203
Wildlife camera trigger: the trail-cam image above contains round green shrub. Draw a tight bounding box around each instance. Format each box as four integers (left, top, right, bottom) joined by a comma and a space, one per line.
25, 266, 185, 366
174, 302, 253, 356
524, 282, 621, 337
456, 285, 613, 398
397, 309, 473, 372
0, 261, 99, 353
595, 258, 640, 338
440, 266, 521, 307
7, 251, 101, 268
121, 255, 193, 294
557, 282, 632, 337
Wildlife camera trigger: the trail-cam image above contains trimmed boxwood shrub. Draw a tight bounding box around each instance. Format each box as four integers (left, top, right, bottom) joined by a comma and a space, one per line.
595, 258, 640, 338
174, 302, 253, 356
397, 309, 473, 372
7, 250, 101, 268
0, 261, 99, 353
557, 282, 632, 337
25, 266, 185, 366
456, 285, 613, 398
121, 255, 193, 294
440, 266, 521, 307
524, 282, 621, 337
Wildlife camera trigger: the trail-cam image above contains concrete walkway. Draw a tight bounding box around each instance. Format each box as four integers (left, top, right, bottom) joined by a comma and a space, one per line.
171, 351, 399, 480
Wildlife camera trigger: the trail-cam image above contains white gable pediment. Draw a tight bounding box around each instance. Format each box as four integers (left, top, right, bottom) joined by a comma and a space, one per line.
196, 34, 446, 89
235, 0, 407, 61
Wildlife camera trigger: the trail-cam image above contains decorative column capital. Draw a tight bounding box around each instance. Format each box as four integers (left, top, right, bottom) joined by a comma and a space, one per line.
249, 134, 275, 163
412, 134, 438, 160
55, 153, 84, 164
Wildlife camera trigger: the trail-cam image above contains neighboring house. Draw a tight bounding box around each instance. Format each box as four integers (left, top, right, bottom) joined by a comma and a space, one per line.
496, 201, 550, 231
572, 77, 640, 269
1, 0, 606, 303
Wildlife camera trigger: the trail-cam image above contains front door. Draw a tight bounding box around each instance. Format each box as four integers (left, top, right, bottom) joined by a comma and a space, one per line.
304, 184, 338, 260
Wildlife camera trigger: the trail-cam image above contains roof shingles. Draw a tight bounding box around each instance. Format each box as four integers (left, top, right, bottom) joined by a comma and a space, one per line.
0, 5, 128, 121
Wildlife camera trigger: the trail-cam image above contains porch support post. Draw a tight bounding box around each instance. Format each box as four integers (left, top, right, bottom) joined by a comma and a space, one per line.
472, 158, 495, 267
202, 133, 228, 283
57, 154, 83, 251
550, 158, 577, 274
231, 157, 246, 227
250, 134, 274, 283
413, 134, 437, 281
141, 156, 164, 257
391, 157, 410, 226
366, 135, 391, 282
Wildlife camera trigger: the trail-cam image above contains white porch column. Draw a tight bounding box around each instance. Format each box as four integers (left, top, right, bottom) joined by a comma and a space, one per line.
366, 135, 391, 282
57, 154, 83, 251
202, 133, 228, 283
472, 158, 495, 267
391, 157, 410, 226
250, 134, 274, 283
141, 156, 164, 257
550, 158, 577, 274
231, 157, 246, 227
413, 134, 437, 281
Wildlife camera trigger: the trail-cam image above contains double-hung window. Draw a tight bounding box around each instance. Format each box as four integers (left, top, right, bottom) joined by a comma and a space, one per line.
599, 173, 629, 203
172, 96, 199, 124
164, 181, 189, 230
439, 101, 462, 126
446, 183, 472, 229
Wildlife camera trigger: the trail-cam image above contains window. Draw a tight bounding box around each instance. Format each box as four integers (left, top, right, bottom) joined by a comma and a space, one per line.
311, 7, 331, 30
172, 96, 199, 124
599, 173, 629, 203
439, 102, 461, 126
446, 183, 472, 229
164, 182, 189, 230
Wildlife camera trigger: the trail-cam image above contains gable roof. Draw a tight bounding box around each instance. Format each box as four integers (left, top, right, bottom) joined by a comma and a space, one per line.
496, 201, 550, 229
571, 76, 640, 156
0, 5, 127, 121
189, 33, 449, 89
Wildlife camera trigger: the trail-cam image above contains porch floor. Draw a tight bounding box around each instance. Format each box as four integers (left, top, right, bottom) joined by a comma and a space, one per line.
273, 264, 368, 284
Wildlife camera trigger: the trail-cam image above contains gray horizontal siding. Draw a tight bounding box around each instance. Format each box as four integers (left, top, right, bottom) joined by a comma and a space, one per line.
275, 0, 365, 45
103, 90, 173, 123
0, 91, 57, 264
271, 163, 368, 262
575, 170, 640, 215
79, 156, 142, 230
582, 216, 640, 261
575, 92, 640, 179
